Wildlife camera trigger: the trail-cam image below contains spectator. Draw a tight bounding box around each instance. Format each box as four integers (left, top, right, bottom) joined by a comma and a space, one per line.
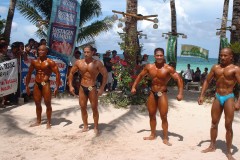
183, 64, 193, 86
0, 40, 11, 107
141, 54, 150, 66
201, 67, 208, 84
194, 67, 201, 82
103, 50, 113, 91
111, 50, 120, 90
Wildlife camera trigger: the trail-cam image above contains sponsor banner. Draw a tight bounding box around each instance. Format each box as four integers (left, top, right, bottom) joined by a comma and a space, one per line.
49, 23, 77, 59
60, 0, 77, 12
0, 59, 18, 97
55, 7, 77, 26
181, 44, 209, 60
20, 55, 68, 94
220, 37, 229, 49
166, 35, 177, 62
47, 0, 80, 63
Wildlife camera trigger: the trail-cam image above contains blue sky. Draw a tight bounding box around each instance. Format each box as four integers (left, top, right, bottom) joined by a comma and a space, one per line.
0, 0, 234, 58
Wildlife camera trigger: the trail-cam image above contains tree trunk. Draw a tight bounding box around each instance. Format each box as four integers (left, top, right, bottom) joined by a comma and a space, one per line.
218, 0, 230, 63
3, 0, 17, 43
125, 0, 138, 67
170, 0, 177, 68
230, 0, 240, 64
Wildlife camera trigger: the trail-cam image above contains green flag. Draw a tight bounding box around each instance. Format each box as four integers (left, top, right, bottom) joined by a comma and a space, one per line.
220, 37, 229, 49
181, 44, 209, 60
166, 35, 177, 62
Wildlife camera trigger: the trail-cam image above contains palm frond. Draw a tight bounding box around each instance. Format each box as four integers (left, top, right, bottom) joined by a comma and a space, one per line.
28, 0, 52, 20
34, 29, 48, 39
77, 16, 114, 43
16, 0, 43, 24
77, 41, 96, 50
80, 0, 102, 26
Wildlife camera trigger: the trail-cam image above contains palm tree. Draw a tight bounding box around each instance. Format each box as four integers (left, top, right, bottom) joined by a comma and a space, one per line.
218, 0, 230, 63
125, 0, 139, 66
169, 0, 177, 68
3, 0, 17, 43
16, 0, 113, 46
230, 0, 240, 64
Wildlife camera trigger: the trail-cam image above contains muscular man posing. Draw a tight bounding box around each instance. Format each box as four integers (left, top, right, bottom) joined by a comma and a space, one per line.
68, 45, 107, 134
131, 48, 183, 146
198, 48, 240, 160
26, 45, 60, 129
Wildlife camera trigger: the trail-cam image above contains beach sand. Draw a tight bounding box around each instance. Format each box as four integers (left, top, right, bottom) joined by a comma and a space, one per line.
0, 87, 240, 160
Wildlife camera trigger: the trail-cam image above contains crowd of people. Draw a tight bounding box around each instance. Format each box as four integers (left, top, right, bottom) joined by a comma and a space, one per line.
182, 63, 209, 87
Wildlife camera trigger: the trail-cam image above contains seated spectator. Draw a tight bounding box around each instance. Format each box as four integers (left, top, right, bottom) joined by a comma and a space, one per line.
141, 54, 150, 66
194, 67, 201, 82
201, 67, 208, 84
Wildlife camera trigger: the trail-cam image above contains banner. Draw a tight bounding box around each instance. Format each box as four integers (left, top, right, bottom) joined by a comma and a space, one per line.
20, 55, 68, 94
47, 0, 80, 63
220, 37, 229, 49
166, 35, 177, 62
181, 44, 209, 60
0, 59, 18, 97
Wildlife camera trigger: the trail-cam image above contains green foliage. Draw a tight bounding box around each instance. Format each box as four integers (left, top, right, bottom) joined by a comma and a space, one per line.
0, 15, 6, 35
16, 0, 113, 44
229, 42, 240, 55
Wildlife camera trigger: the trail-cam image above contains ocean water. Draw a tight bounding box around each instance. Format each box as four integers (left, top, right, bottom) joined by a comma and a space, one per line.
98, 54, 217, 73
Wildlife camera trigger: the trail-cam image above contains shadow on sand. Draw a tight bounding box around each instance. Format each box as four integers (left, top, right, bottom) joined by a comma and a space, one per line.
197, 139, 238, 155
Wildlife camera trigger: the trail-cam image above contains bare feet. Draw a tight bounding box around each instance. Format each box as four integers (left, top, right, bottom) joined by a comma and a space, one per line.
163, 139, 172, 146
201, 146, 216, 153
227, 154, 236, 160
29, 122, 41, 127
81, 127, 89, 132
46, 122, 51, 129
94, 128, 99, 136
143, 135, 156, 140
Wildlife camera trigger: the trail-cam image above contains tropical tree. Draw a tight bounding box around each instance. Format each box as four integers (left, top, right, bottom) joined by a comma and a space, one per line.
218, 0, 230, 63
0, 16, 6, 35
3, 0, 17, 43
169, 0, 177, 68
125, 0, 139, 67
230, 0, 240, 65
16, 0, 113, 46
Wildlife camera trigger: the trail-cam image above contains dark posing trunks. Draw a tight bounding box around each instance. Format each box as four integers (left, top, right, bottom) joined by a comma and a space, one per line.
81, 85, 96, 96
151, 90, 168, 99
35, 81, 50, 91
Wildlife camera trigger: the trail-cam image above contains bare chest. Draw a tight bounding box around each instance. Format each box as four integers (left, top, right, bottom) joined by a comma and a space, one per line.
215, 67, 235, 80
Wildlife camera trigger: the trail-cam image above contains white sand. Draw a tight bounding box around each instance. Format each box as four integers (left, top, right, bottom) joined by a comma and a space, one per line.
0, 87, 240, 160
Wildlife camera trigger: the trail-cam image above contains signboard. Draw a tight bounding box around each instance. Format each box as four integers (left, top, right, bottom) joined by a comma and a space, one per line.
181, 44, 209, 60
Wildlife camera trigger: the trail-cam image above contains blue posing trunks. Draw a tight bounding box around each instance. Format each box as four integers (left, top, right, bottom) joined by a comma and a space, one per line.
215, 93, 234, 107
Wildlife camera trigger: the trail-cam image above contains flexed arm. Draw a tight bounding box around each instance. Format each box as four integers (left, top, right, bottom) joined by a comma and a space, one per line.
98, 62, 108, 96
26, 61, 35, 96
131, 65, 148, 94
50, 60, 61, 97
234, 66, 240, 110
170, 68, 183, 101
68, 62, 79, 96
198, 65, 216, 105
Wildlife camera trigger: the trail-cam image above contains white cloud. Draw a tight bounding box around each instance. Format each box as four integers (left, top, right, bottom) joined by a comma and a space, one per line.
0, 6, 8, 15
2, 0, 234, 58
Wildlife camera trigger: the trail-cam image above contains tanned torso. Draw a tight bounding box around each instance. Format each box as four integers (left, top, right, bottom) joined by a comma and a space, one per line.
211, 64, 238, 95
32, 58, 55, 83
75, 59, 101, 87
146, 63, 174, 92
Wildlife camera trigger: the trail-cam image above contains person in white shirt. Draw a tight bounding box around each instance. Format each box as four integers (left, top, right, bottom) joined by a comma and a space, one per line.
183, 64, 193, 85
